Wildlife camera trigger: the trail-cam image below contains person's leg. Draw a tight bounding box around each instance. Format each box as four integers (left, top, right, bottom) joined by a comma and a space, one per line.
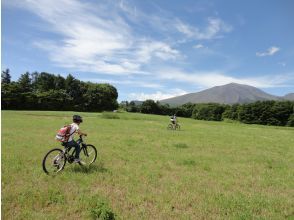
73, 141, 81, 159
67, 140, 81, 159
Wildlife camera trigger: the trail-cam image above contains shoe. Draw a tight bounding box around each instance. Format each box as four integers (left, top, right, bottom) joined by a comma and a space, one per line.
74, 158, 81, 163
74, 158, 86, 165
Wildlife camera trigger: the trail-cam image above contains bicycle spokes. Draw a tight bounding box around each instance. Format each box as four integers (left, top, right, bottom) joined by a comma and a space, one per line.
42, 149, 66, 175
79, 145, 97, 165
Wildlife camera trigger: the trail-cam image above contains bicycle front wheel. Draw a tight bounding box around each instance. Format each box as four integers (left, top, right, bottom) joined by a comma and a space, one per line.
42, 148, 66, 174
167, 124, 173, 130
79, 144, 97, 165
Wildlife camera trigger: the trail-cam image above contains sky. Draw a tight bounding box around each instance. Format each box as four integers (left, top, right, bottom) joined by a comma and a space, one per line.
2, 0, 294, 101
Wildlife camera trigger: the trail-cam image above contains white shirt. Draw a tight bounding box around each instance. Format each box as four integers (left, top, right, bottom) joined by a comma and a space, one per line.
68, 123, 80, 142
170, 116, 177, 121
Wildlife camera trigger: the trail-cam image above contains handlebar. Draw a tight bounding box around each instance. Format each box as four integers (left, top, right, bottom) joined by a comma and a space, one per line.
77, 134, 87, 144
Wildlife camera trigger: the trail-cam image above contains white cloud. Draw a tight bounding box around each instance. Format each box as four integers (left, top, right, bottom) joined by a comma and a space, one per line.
256, 46, 280, 57
155, 68, 294, 88
135, 40, 180, 63
116, 1, 232, 42
11, 0, 181, 75
7, 0, 234, 84
175, 17, 232, 40
85, 78, 163, 89
193, 44, 204, 49
128, 89, 188, 101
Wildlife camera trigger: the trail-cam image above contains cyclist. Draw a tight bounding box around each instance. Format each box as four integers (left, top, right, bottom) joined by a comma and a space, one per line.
170, 114, 177, 128
66, 115, 87, 163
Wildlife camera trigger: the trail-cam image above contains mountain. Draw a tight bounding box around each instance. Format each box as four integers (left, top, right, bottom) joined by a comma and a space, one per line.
130, 100, 143, 105
283, 93, 294, 101
160, 83, 282, 105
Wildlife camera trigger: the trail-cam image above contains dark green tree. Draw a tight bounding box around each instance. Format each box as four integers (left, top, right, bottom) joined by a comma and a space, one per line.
36, 90, 72, 110
2, 70, 119, 112
158, 103, 172, 115
287, 114, 294, 127
222, 104, 240, 120
270, 101, 293, 126
192, 103, 226, 121
178, 102, 196, 117
141, 99, 160, 114
33, 72, 56, 91
127, 101, 140, 112
54, 75, 66, 90
238, 104, 255, 124
2, 69, 11, 84
1, 82, 22, 109
84, 83, 118, 112
119, 101, 129, 111
18, 72, 32, 92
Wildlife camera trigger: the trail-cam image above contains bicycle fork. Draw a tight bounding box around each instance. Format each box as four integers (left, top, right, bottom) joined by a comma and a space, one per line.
82, 144, 89, 156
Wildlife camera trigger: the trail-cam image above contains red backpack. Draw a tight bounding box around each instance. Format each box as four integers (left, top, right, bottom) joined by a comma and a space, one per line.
55, 125, 72, 142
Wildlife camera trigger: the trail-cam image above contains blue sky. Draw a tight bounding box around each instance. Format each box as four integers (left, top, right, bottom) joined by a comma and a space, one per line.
2, 0, 294, 101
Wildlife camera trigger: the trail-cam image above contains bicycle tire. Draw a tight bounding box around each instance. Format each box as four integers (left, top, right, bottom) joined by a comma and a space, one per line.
167, 124, 173, 130
42, 148, 66, 174
79, 144, 97, 165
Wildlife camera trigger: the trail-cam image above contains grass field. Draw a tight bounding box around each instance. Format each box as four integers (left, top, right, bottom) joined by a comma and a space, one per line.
2, 110, 294, 219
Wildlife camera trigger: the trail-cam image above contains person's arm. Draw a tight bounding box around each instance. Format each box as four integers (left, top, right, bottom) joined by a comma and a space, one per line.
77, 129, 87, 136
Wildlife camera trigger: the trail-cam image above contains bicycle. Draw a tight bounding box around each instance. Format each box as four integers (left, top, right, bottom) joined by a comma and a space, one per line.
167, 123, 181, 130
42, 135, 97, 175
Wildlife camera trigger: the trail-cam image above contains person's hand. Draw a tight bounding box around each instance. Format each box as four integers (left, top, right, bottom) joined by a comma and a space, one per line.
84, 133, 88, 136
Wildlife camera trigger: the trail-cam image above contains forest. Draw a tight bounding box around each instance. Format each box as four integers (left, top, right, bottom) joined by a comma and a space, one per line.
1, 69, 118, 112
120, 100, 294, 127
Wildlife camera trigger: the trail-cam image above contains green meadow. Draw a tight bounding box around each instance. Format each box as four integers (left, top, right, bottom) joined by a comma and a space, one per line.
2, 110, 294, 219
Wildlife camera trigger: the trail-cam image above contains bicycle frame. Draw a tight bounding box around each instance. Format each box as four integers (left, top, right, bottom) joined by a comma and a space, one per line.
62, 135, 89, 161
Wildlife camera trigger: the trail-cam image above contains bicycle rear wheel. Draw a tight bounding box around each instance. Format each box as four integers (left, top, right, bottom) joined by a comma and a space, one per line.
79, 144, 97, 165
42, 148, 66, 174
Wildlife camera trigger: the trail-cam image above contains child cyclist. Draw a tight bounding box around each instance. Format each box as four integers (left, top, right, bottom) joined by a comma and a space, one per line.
170, 114, 177, 127
66, 115, 87, 163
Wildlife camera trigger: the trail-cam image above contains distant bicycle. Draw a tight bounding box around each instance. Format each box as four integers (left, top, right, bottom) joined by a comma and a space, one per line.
167, 123, 181, 130
42, 135, 97, 175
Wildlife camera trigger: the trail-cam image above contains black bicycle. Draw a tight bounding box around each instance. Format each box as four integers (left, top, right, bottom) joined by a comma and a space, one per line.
167, 123, 181, 130
42, 135, 97, 175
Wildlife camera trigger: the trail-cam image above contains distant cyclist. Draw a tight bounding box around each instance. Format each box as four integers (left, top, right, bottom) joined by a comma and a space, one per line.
66, 115, 87, 163
170, 114, 177, 127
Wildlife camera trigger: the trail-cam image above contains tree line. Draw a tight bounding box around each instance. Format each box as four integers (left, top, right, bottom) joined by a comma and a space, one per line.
120, 99, 294, 127
2, 68, 293, 126
1, 69, 118, 112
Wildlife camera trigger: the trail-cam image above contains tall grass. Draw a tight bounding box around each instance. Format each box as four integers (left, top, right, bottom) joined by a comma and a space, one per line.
2, 111, 294, 219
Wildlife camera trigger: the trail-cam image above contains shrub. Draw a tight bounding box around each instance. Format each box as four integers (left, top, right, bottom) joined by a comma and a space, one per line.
173, 143, 189, 148
181, 159, 196, 166
101, 112, 120, 119
90, 198, 115, 220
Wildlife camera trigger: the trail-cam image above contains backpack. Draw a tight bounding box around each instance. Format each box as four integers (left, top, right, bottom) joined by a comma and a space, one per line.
55, 125, 72, 142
